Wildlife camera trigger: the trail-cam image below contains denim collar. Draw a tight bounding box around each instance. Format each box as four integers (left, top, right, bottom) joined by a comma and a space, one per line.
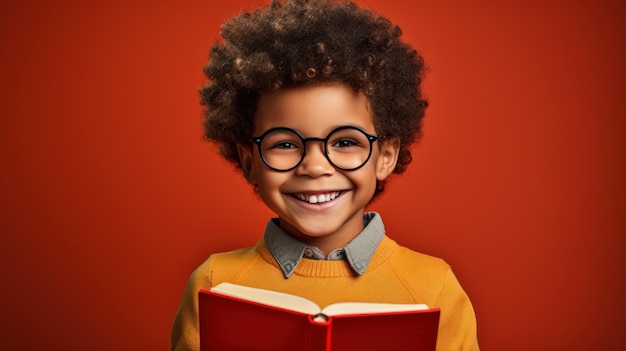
263, 212, 385, 278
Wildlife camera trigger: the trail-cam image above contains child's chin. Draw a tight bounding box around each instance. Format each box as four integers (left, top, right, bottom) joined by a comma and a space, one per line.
283, 220, 341, 239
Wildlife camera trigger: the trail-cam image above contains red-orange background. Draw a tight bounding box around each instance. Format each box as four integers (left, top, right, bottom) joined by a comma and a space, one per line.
1, 0, 624, 350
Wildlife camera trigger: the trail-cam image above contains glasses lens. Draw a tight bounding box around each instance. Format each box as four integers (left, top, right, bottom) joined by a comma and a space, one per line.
259, 129, 304, 170
326, 128, 373, 170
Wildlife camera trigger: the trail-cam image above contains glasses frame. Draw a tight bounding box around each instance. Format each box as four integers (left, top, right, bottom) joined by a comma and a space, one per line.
251, 125, 379, 172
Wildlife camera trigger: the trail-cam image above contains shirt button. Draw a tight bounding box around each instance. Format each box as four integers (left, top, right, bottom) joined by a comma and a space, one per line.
304, 248, 314, 258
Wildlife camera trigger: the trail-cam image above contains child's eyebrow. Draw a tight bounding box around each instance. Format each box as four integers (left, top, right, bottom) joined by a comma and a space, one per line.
257, 123, 374, 136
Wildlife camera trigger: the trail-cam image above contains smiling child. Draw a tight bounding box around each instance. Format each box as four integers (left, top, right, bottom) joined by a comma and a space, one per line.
171, 1, 479, 350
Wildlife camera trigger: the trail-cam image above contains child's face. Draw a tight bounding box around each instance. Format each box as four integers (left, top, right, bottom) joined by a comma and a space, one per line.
238, 84, 399, 253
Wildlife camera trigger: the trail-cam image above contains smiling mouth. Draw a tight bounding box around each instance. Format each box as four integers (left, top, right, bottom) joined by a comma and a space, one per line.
293, 191, 341, 204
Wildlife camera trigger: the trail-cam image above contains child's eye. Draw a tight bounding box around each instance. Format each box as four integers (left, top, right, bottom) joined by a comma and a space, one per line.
332, 139, 360, 148
271, 141, 299, 150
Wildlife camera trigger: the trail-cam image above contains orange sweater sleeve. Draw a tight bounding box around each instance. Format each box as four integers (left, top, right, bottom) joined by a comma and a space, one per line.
433, 268, 480, 351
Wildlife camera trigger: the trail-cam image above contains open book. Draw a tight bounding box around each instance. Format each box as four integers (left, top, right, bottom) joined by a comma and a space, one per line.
199, 282, 440, 351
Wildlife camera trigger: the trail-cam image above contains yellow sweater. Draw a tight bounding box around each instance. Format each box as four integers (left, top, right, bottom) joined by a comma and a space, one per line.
171, 235, 479, 350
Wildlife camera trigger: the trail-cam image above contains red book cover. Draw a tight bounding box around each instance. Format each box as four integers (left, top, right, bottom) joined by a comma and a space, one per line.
199, 283, 440, 351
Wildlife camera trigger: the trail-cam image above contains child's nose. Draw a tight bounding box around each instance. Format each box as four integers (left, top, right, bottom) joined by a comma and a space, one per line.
295, 142, 334, 177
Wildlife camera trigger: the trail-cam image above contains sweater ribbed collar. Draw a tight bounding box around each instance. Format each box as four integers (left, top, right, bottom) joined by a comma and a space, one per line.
263, 212, 385, 278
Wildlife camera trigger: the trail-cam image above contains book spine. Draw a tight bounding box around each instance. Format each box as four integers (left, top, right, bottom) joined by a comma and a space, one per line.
306, 315, 330, 351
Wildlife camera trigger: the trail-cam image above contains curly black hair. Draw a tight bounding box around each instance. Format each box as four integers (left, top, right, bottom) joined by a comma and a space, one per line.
201, 0, 427, 195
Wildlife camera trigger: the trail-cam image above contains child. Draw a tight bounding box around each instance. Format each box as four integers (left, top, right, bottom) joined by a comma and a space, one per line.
171, 0, 479, 350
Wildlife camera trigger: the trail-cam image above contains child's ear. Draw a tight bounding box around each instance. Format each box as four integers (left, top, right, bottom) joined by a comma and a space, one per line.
237, 143, 258, 185
375, 138, 400, 181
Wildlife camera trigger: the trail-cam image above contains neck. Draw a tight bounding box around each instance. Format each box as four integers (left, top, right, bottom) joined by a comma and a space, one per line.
278, 213, 366, 257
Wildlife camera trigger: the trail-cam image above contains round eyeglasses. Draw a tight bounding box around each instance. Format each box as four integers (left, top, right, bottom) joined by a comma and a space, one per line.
251, 126, 378, 172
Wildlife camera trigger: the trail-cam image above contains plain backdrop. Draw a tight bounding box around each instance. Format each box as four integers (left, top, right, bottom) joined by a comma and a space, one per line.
1, 0, 624, 350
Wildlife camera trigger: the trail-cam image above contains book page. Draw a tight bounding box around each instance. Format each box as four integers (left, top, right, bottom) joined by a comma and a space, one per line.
210, 282, 321, 315
321, 302, 429, 317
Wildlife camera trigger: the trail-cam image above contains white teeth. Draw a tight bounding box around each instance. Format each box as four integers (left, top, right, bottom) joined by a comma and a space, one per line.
296, 192, 340, 204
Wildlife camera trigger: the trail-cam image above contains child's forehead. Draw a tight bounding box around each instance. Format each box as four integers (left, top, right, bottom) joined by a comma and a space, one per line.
252, 84, 376, 135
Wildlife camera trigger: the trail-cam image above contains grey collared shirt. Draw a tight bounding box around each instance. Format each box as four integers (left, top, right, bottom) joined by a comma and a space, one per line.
263, 212, 385, 278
